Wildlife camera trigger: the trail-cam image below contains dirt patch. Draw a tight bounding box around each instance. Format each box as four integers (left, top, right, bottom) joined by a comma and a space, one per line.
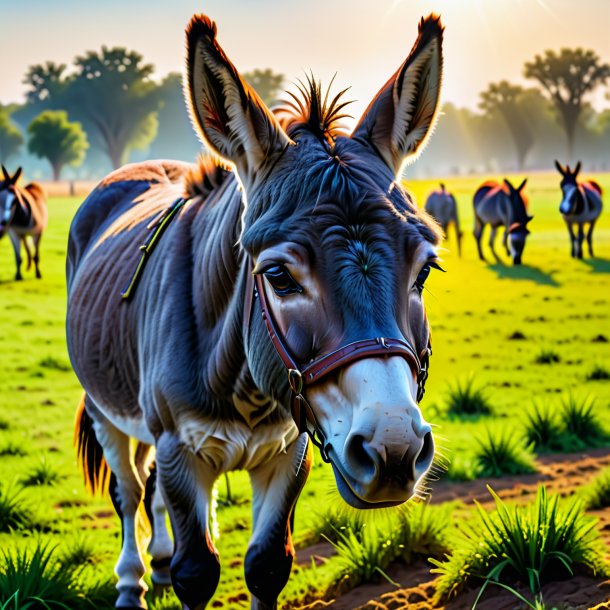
296, 448, 610, 610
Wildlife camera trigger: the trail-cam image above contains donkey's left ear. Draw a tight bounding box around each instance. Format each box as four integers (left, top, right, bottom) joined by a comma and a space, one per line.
517, 178, 527, 191
351, 14, 443, 176
185, 15, 292, 187
572, 161, 581, 177
1, 166, 9, 182
11, 167, 22, 184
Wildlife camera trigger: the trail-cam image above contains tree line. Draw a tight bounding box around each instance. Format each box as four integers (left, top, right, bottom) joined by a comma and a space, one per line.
0, 45, 608, 180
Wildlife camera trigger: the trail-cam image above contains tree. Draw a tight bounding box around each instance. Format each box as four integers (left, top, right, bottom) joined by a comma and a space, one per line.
242, 69, 284, 106
23, 61, 68, 105
0, 110, 24, 165
148, 72, 201, 161
479, 81, 534, 170
28, 110, 88, 180
68, 47, 160, 168
524, 48, 610, 160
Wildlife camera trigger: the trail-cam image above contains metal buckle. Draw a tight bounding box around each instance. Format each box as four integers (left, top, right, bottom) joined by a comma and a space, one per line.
287, 368, 303, 395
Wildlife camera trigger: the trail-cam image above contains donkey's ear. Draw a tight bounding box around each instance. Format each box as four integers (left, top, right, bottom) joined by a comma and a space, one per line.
11, 167, 22, 184
185, 15, 292, 186
572, 161, 581, 177
351, 14, 443, 176
554, 160, 566, 175
503, 178, 514, 192
517, 178, 527, 192
1, 165, 9, 182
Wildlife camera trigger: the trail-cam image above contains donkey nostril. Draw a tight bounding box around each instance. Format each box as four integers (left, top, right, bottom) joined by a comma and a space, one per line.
345, 434, 379, 484
414, 431, 434, 476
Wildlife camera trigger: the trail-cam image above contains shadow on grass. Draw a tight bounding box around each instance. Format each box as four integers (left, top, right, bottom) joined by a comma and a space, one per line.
582, 258, 610, 274
488, 263, 560, 287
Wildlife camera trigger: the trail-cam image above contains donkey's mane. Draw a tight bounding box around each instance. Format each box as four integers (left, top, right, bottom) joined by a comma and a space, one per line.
276, 75, 353, 147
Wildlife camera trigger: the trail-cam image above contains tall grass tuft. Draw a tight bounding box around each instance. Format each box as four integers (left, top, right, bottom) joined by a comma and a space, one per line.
0, 485, 33, 533
394, 502, 451, 564
0, 442, 27, 457
560, 395, 608, 449
431, 485, 608, 604
586, 365, 610, 381
523, 402, 563, 453
474, 429, 536, 478
534, 349, 560, 364
0, 542, 115, 609
581, 467, 610, 510
444, 376, 493, 417
22, 458, 62, 487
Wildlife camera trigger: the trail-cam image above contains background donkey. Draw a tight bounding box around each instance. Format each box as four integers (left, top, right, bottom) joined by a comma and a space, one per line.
555, 160, 603, 258
0, 166, 47, 280
67, 12, 444, 610
424, 183, 462, 256
473, 178, 533, 265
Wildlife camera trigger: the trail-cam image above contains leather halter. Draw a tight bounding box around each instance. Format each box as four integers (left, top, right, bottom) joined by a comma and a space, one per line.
244, 268, 431, 462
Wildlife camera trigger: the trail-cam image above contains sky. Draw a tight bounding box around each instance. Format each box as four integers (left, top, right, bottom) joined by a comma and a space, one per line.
1, 0, 609, 126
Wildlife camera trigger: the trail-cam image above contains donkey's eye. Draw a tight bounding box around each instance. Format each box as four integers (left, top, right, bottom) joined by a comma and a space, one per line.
415, 265, 431, 292
263, 265, 303, 296
414, 260, 444, 293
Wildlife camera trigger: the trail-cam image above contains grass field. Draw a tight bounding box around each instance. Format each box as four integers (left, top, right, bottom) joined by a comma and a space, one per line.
0, 171, 608, 608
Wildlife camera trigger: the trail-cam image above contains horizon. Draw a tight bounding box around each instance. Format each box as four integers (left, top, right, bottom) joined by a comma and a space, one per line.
1, 0, 609, 126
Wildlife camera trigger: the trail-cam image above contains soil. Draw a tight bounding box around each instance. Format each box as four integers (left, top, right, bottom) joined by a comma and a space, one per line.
295, 448, 610, 610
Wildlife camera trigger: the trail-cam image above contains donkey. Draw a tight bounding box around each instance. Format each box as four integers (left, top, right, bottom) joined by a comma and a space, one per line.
67, 12, 444, 610
425, 183, 462, 256
0, 166, 47, 280
473, 178, 532, 265
555, 160, 603, 259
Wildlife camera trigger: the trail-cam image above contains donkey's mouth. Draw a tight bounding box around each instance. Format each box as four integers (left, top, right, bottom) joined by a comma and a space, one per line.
327, 448, 407, 510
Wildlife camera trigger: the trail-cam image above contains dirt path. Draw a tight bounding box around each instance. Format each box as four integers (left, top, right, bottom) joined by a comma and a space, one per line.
295, 448, 610, 610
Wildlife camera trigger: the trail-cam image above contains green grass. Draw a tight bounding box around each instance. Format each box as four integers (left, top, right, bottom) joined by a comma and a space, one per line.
523, 402, 564, 453
0, 542, 115, 609
559, 395, 608, 449
0, 173, 609, 608
580, 466, 610, 510
22, 458, 63, 487
474, 429, 537, 477
443, 376, 493, 417
430, 485, 609, 604
586, 364, 610, 381
0, 486, 34, 533
534, 348, 561, 364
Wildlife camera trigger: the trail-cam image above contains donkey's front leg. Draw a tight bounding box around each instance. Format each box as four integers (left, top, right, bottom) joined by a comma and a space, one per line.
245, 433, 311, 610
156, 432, 220, 610
586, 220, 596, 258
8, 231, 22, 280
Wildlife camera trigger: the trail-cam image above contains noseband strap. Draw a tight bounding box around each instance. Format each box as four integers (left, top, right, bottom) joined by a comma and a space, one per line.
246, 271, 431, 461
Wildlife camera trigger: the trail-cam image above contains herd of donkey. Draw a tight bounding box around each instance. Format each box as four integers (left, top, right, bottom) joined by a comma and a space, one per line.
0, 160, 604, 282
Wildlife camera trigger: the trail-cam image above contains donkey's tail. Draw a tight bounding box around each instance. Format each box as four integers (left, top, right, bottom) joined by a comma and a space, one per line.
74, 393, 110, 495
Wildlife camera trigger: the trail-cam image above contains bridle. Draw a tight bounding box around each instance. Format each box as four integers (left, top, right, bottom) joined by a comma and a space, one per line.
244, 266, 431, 462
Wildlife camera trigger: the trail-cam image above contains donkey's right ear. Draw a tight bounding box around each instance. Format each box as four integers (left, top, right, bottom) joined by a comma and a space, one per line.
554, 160, 566, 175
1, 165, 9, 182
185, 15, 292, 187
11, 167, 22, 184
351, 14, 443, 176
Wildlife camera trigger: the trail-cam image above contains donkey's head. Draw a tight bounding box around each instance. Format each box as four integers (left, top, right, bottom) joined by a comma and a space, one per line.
185, 14, 443, 507
0, 166, 22, 238
503, 178, 531, 265
555, 160, 582, 215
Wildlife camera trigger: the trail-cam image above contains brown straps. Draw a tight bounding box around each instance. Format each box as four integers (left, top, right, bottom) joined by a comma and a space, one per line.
248, 270, 431, 460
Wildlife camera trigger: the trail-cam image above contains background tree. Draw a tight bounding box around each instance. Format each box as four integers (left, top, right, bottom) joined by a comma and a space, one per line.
479, 81, 534, 170
68, 47, 160, 168
0, 110, 24, 165
242, 68, 284, 106
148, 72, 201, 161
524, 48, 610, 160
28, 110, 88, 180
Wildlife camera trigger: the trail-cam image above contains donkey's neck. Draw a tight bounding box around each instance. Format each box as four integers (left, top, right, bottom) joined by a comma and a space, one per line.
189, 173, 249, 399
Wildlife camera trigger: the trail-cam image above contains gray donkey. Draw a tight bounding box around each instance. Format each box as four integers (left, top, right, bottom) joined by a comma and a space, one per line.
425, 183, 462, 256
473, 178, 533, 265
0, 166, 47, 280
555, 160, 603, 258
67, 12, 444, 610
